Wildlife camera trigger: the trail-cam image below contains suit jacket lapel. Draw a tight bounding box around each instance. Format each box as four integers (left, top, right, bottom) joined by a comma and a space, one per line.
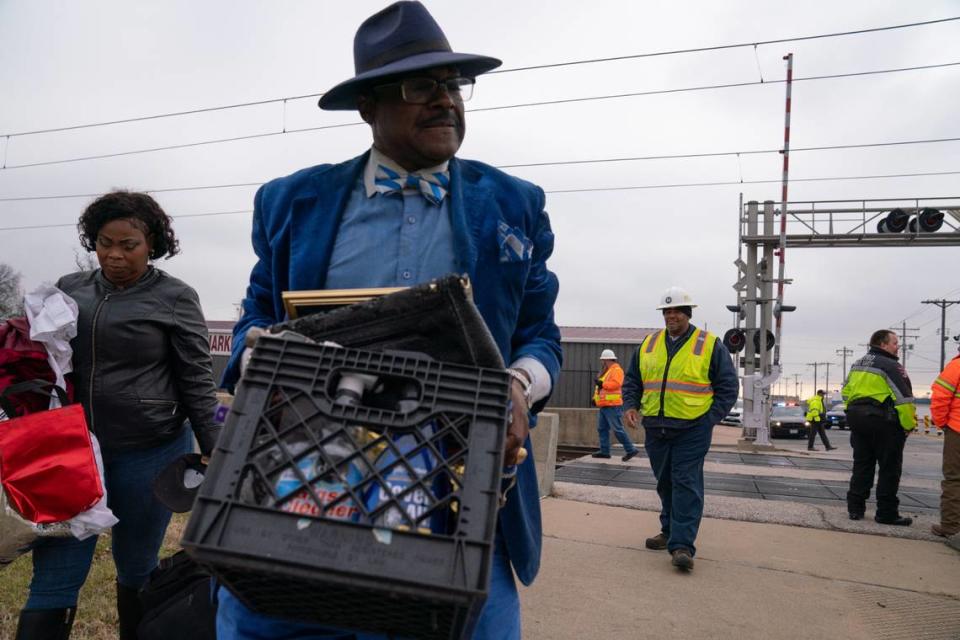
288, 153, 368, 291
449, 158, 492, 279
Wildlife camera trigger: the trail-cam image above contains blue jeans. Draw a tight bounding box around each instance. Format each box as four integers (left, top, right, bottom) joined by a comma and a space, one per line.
643, 421, 713, 556
216, 531, 520, 639
25, 427, 192, 609
597, 406, 637, 456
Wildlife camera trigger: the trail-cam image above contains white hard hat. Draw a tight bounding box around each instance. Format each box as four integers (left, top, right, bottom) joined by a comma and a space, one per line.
599, 349, 617, 360
656, 286, 697, 310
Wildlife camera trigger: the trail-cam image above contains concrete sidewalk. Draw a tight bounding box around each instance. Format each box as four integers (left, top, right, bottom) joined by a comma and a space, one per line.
522, 497, 960, 640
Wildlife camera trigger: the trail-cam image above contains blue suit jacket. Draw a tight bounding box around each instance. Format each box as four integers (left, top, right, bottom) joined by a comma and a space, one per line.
223, 152, 562, 585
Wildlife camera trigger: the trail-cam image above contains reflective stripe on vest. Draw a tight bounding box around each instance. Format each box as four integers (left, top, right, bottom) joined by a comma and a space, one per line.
638, 328, 715, 420
934, 375, 959, 398
593, 364, 623, 406
843, 364, 917, 431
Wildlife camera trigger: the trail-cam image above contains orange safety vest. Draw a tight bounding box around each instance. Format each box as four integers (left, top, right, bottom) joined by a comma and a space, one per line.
932, 356, 960, 433
593, 363, 624, 407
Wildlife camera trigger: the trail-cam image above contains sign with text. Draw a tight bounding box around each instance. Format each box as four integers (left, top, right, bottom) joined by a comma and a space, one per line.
209, 332, 233, 356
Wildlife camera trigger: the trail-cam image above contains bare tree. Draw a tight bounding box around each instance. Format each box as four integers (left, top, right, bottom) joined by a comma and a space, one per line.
0, 263, 24, 321
73, 248, 98, 272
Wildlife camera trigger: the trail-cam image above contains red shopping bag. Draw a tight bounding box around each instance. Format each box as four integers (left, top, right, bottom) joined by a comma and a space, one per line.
0, 380, 103, 524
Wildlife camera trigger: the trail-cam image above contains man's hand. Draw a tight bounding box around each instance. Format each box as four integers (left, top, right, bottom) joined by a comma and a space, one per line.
624, 408, 640, 429
505, 378, 531, 466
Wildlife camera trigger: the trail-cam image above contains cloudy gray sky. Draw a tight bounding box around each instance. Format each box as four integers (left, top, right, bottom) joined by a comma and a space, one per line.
1, 0, 958, 395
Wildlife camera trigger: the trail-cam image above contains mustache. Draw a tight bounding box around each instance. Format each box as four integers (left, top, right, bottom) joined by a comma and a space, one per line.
420, 114, 460, 127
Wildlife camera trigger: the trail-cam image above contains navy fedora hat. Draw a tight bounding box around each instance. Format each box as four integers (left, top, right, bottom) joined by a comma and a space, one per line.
318, 1, 502, 111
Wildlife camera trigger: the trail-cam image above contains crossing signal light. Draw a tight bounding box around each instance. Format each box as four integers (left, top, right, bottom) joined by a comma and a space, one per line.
753, 329, 775, 352
876, 208, 908, 233
909, 208, 944, 233
723, 328, 746, 353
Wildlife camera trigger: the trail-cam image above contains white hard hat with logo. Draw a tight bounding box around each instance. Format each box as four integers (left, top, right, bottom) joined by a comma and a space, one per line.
656, 286, 698, 310
599, 349, 617, 360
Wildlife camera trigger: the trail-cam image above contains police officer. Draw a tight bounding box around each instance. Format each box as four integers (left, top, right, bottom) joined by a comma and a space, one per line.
623, 287, 739, 571
844, 330, 917, 525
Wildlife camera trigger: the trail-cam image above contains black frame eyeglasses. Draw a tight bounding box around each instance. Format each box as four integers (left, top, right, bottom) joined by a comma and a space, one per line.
375, 76, 476, 105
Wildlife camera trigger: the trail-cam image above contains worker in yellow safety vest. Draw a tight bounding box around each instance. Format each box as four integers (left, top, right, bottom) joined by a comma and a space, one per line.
804, 390, 835, 451
622, 286, 739, 572
843, 329, 917, 526
591, 349, 640, 462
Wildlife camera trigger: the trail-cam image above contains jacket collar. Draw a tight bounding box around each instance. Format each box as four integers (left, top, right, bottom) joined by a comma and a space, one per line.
869, 346, 898, 361
95, 266, 159, 293
287, 154, 369, 291
289, 153, 490, 292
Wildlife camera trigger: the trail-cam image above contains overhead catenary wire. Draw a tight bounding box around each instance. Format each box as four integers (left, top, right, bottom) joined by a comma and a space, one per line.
1, 169, 958, 230
3, 60, 958, 171
3, 16, 957, 139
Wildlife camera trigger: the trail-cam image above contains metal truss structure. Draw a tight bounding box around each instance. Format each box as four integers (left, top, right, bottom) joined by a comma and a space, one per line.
734, 197, 960, 445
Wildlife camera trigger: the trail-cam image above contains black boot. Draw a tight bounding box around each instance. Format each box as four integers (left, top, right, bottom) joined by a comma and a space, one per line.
15, 607, 76, 640
117, 581, 143, 640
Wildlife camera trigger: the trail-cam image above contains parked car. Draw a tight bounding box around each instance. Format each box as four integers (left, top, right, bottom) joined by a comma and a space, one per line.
825, 404, 846, 429
721, 400, 743, 426
770, 405, 809, 439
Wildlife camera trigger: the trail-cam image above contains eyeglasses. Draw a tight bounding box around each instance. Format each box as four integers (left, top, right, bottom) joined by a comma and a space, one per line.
376, 76, 475, 105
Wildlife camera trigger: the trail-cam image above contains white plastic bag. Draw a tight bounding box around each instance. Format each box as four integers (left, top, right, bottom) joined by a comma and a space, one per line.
23, 284, 79, 409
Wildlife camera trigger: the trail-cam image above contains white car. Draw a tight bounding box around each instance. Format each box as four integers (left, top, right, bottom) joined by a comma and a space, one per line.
721, 400, 743, 426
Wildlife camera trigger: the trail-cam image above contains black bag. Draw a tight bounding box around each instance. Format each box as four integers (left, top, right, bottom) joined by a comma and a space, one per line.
273, 274, 504, 368
137, 550, 216, 640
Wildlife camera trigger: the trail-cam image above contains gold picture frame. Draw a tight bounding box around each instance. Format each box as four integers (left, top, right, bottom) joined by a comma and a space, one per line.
281, 287, 406, 320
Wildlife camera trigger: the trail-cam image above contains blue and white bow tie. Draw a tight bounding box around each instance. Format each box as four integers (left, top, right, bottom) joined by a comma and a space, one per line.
374, 164, 450, 205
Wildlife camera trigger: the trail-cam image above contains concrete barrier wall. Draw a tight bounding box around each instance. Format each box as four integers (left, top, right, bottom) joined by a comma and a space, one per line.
531, 413, 558, 497
545, 407, 644, 446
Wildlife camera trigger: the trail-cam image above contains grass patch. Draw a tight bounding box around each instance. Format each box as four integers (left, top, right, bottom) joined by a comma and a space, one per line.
0, 513, 188, 639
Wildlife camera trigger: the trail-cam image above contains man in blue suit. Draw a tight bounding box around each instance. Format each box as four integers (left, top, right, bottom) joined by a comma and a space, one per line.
218, 2, 561, 638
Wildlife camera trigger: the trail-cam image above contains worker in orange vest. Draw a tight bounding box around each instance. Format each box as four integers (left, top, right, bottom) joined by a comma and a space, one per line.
931, 340, 960, 540
592, 349, 640, 462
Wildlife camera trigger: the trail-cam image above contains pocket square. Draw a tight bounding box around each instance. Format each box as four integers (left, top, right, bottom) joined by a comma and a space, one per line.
497, 221, 533, 263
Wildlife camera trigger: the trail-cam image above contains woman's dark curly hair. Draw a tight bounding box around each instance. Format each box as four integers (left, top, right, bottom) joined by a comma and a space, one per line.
78, 190, 180, 260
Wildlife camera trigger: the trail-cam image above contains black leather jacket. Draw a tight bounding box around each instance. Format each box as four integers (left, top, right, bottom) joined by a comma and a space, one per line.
57, 268, 220, 454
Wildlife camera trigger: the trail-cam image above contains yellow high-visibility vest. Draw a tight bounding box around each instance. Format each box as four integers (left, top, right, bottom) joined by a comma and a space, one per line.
805, 395, 825, 421
638, 328, 715, 420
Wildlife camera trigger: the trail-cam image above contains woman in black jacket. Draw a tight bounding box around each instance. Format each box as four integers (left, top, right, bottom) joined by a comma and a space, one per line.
14, 191, 221, 640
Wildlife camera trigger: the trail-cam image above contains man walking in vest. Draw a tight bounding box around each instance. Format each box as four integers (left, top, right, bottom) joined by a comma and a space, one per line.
844, 330, 917, 526
592, 349, 640, 462
930, 340, 960, 540
805, 389, 836, 451
623, 287, 738, 571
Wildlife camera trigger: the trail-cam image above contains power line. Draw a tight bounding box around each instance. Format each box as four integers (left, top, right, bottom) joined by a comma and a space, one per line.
543, 169, 960, 195
472, 62, 960, 114
1, 168, 958, 207
498, 138, 960, 170
2, 60, 958, 171
0, 209, 252, 231
492, 17, 960, 73
4, 16, 957, 139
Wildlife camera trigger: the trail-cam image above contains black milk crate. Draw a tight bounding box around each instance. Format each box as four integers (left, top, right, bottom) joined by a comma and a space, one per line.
182, 336, 511, 640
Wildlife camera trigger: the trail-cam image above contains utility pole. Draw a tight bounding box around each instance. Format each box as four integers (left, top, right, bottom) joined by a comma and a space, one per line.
921, 299, 960, 371
890, 322, 920, 367
836, 346, 854, 382
806, 362, 830, 395
793, 373, 801, 399
824, 363, 832, 395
